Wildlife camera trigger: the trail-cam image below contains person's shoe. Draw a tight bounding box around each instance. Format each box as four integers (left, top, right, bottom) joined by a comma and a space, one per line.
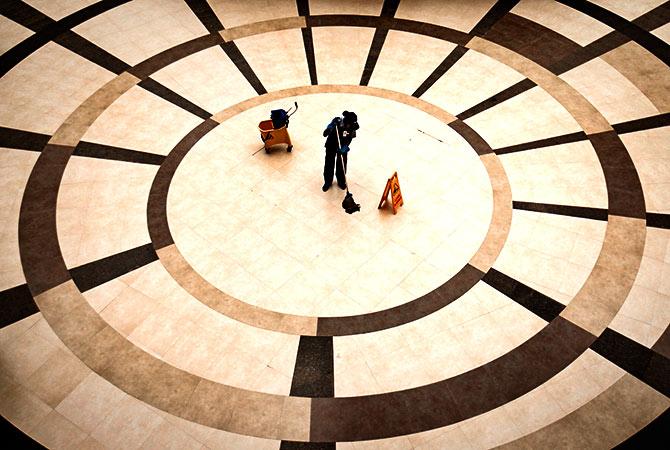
322, 183, 331, 192
337, 181, 347, 190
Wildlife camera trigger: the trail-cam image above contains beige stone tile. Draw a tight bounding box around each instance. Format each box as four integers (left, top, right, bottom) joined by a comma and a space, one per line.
220, 16, 306, 42
0, 313, 41, 348
22, 348, 89, 408
0, 383, 52, 434
73, 0, 208, 66
411, 425, 474, 450
422, 46, 526, 114
351, 435, 414, 450
503, 386, 568, 437
81, 84, 203, 155
152, 46, 258, 113
310, 0, 382, 15
83, 278, 129, 312
313, 27, 375, 85
369, 30, 457, 96
204, 428, 280, 449
140, 419, 203, 450
620, 127, 670, 213
512, 1, 613, 45
0, 42, 115, 135
100, 286, 160, 336
0, 325, 59, 383
232, 29, 310, 92
465, 84, 583, 149
459, 403, 524, 449
499, 140, 608, 208
589, 0, 667, 20
90, 393, 164, 450
24, 0, 99, 19
602, 41, 670, 113
31, 410, 88, 450
652, 22, 670, 43
210, 0, 298, 29
396, 0, 497, 32
78, 436, 108, 450
0, 16, 33, 55
468, 37, 613, 134
127, 306, 196, 358
560, 57, 660, 124
56, 372, 127, 434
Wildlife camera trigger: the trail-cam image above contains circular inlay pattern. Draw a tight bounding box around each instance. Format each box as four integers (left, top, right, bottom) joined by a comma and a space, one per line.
2, 3, 668, 449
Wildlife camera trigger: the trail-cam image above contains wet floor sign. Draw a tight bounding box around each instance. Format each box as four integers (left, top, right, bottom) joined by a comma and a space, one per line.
378, 171, 403, 214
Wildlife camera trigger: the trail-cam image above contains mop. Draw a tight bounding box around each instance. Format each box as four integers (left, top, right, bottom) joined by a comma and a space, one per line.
335, 123, 360, 214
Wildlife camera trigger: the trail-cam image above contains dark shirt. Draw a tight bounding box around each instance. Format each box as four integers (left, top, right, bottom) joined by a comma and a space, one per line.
323, 118, 355, 151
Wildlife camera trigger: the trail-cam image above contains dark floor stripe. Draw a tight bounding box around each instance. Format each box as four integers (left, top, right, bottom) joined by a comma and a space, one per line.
412, 0, 518, 97
616, 408, 669, 450
494, 131, 587, 155
0, 126, 50, 152
19, 144, 74, 296
513, 201, 609, 221
280, 442, 335, 450
183, 0, 224, 33
290, 336, 334, 398
456, 78, 536, 120
0, 0, 131, 77
69, 243, 158, 293
311, 317, 595, 441
589, 131, 646, 220
359, 0, 400, 86
317, 264, 484, 336
54, 30, 130, 73
0, 414, 45, 450
137, 78, 212, 120
412, 46, 468, 98
148, 119, 220, 249
0, 284, 39, 329
613, 112, 670, 135
470, 0, 520, 36
448, 119, 493, 155
296, 0, 317, 85
219, 41, 267, 95
482, 268, 564, 322
73, 141, 165, 165
591, 328, 670, 397
646, 213, 670, 230
483, 12, 582, 70
558, 0, 670, 67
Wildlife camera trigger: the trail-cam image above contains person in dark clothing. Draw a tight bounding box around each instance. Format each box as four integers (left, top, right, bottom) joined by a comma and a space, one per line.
322, 110, 359, 191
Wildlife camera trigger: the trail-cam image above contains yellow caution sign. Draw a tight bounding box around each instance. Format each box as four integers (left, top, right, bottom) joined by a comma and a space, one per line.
378, 171, 404, 214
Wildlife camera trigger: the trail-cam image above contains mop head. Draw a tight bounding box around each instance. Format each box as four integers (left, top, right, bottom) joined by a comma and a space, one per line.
342, 192, 360, 214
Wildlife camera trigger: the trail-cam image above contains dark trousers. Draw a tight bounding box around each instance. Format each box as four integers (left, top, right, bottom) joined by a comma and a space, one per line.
323, 149, 347, 186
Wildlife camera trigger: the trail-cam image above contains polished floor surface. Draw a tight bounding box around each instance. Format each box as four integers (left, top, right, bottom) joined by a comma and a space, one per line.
0, 0, 669, 448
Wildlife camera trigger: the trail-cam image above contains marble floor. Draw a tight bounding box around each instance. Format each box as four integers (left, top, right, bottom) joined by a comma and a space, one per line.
0, 0, 669, 448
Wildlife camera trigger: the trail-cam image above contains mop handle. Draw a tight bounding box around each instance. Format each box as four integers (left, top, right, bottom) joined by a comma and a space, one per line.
334, 123, 348, 192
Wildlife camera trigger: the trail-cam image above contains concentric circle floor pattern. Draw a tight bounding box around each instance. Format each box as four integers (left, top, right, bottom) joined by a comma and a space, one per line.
0, 1, 668, 449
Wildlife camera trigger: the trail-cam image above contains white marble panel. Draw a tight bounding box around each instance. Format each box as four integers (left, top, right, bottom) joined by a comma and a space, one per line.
313, 26, 375, 85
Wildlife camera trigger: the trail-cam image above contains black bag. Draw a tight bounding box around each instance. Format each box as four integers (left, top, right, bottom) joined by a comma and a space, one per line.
271, 109, 289, 128
342, 192, 360, 214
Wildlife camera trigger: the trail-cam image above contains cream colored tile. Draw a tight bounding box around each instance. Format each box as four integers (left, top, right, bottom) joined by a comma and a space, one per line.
0, 42, 115, 135
81, 84, 204, 155
620, 127, 670, 213
152, 46, 258, 113
396, 0, 497, 32
313, 27, 375, 85
422, 47, 526, 114
0, 384, 52, 435
503, 386, 568, 437
90, 394, 164, 450
204, 428, 280, 450
0, 325, 59, 383
589, 0, 666, 20
369, 31, 458, 96
560, 57, 660, 124
0, 16, 33, 55
459, 403, 523, 449
0, 313, 41, 347
512, 0, 613, 46
73, 0, 208, 66
140, 419, 203, 450
100, 286, 160, 336
311, 0, 382, 15
22, 348, 89, 408
210, 0, 297, 29
465, 85, 582, 149
232, 29, 310, 92
652, 22, 670, 43
24, 0, 99, 20
31, 410, 88, 450
499, 140, 608, 208
56, 372, 127, 434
